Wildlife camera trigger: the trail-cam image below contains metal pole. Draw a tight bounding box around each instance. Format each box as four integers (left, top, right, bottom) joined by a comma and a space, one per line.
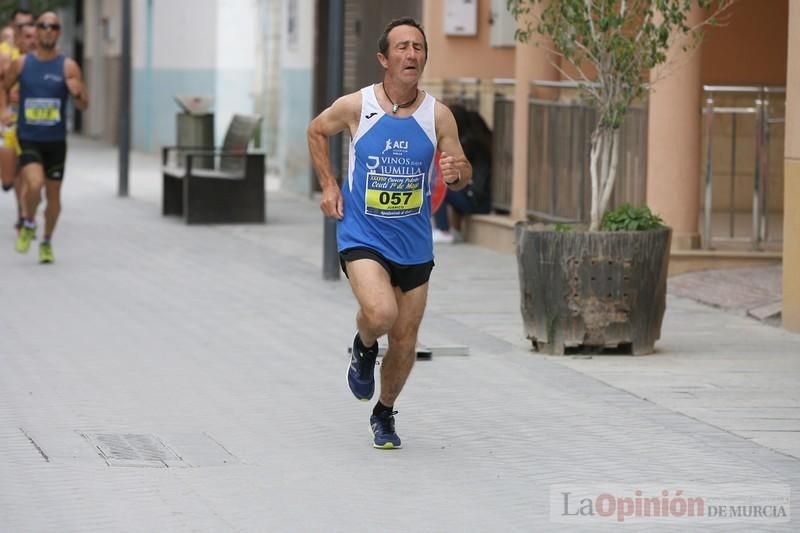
322, 0, 344, 280
760, 96, 770, 243
702, 96, 715, 249
117, 0, 131, 197
729, 113, 736, 238
751, 98, 762, 251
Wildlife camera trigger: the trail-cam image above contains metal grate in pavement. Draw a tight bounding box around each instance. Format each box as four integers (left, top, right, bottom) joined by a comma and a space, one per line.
80, 432, 239, 468
82, 433, 182, 468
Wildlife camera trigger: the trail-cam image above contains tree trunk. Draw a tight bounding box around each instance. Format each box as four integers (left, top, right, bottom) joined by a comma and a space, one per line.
599, 128, 620, 217
589, 132, 602, 231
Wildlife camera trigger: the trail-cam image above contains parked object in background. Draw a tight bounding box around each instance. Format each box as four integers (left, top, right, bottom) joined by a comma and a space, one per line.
509, 0, 731, 354
161, 114, 265, 224
516, 222, 672, 355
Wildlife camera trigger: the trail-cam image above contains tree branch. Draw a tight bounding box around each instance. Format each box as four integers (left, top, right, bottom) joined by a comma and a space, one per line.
545, 57, 602, 102
634, 6, 653, 46
589, 130, 601, 231
599, 129, 621, 217
584, 0, 599, 46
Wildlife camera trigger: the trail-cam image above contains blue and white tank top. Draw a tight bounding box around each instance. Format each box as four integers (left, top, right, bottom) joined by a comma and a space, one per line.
17, 53, 69, 142
337, 85, 437, 265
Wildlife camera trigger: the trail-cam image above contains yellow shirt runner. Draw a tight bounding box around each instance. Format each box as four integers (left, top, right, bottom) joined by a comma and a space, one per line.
0, 43, 21, 155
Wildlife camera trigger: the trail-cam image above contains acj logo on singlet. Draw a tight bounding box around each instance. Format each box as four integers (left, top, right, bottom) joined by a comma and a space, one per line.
382, 138, 409, 154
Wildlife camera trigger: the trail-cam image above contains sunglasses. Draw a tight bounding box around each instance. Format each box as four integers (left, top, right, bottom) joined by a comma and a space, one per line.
36, 23, 61, 31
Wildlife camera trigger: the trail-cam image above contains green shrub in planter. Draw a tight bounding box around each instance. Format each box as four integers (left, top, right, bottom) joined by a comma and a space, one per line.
601, 204, 664, 232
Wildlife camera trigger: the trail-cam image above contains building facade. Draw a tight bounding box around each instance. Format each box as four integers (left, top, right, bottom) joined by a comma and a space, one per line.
420, 0, 797, 332
74, 0, 797, 331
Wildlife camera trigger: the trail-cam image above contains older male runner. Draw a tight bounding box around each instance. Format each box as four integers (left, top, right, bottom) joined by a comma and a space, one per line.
307, 17, 472, 449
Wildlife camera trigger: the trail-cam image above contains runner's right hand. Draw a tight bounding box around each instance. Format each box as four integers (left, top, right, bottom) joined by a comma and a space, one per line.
320, 184, 344, 220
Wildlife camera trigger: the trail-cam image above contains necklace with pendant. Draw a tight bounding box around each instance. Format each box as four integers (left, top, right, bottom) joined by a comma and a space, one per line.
382, 84, 418, 113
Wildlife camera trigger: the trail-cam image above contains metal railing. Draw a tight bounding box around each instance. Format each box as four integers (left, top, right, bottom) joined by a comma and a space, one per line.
491, 79, 515, 212
527, 81, 647, 223
702, 85, 785, 250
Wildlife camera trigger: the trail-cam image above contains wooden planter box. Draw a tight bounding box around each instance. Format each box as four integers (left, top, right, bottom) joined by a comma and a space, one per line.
515, 224, 672, 355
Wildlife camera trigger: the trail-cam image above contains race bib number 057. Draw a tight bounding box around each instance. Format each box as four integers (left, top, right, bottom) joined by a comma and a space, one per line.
365, 172, 424, 218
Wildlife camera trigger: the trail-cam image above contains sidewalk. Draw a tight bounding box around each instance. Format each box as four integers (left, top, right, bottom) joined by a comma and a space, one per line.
669, 265, 783, 323
0, 136, 797, 532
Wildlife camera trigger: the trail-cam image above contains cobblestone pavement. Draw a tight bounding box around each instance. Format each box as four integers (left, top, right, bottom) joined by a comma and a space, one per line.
668, 265, 783, 321
0, 137, 797, 532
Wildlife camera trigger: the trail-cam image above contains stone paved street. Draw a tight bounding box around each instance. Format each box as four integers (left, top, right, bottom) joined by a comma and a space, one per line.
0, 137, 797, 532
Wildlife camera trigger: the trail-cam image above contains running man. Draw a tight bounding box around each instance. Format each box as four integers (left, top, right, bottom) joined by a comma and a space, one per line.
307, 17, 471, 449
0, 17, 37, 230
1, 12, 88, 263
0, 9, 35, 197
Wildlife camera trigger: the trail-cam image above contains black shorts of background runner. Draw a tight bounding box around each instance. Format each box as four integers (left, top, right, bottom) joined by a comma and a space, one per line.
340, 246, 434, 292
19, 140, 67, 180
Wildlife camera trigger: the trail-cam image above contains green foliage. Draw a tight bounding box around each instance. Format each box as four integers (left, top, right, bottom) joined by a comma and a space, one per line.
507, 0, 732, 132
507, 0, 731, 230
601, 204, 664, 231
0, 1, 70, 24
554, 223, 574, 232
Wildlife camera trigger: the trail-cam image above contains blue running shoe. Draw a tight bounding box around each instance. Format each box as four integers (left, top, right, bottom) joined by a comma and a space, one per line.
370, 410, 401, 449
348, 334, 378, 400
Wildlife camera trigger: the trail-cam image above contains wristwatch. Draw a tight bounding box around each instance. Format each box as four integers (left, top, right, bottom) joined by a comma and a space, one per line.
444, 171, 461, 186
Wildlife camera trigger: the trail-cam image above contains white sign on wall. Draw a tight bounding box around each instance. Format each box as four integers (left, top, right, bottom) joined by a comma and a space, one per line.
490, 0, 517, 47
444, 0, 478, 36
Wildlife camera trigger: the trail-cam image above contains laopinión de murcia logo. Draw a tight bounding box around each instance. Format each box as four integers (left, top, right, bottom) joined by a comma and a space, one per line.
551, 485, 791, 524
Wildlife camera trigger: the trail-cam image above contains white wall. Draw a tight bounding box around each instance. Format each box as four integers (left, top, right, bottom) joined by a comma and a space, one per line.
152, 0, 217, 69
280, 0, 313, 69
132, 0, 147, 69
278, 0, 315, 193
215, 0, 259, 143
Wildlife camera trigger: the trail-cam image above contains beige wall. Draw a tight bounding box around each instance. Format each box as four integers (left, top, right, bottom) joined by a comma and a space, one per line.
783, 1, 799, 332
646, 6, 705, 249
422, 0, 791, 259
702, 0, 788, 86
510, 5, 559, 220
422, 0, 515, 80
84, 0, 122, 141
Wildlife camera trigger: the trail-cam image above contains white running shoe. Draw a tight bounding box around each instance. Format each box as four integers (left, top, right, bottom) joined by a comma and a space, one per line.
432, 228, 455, 244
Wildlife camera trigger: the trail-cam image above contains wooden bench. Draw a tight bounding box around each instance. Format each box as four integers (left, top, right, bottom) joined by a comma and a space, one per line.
162, 114, 266, 224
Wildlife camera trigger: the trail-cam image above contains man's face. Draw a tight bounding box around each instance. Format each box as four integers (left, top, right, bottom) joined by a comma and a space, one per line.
13, 13, 34, 28
35, 14, 60, 50
13, 13, 34, 46
19, 25, 36, 53
379, 25, 427, 83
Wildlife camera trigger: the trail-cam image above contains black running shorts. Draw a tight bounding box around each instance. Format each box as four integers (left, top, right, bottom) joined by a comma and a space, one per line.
339, 246, 434, 292
19, 140, 67, 181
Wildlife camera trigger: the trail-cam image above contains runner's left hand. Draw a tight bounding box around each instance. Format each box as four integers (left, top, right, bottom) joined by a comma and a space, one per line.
439, 152, 463, 186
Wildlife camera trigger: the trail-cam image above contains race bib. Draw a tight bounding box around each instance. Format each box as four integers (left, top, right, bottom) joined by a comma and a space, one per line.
365, 172, 424, 218
24, 98, 61, 126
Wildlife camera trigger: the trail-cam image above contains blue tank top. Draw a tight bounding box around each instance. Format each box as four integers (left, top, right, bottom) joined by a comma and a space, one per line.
17, 53, 69, 142
338, 85, 438, 265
